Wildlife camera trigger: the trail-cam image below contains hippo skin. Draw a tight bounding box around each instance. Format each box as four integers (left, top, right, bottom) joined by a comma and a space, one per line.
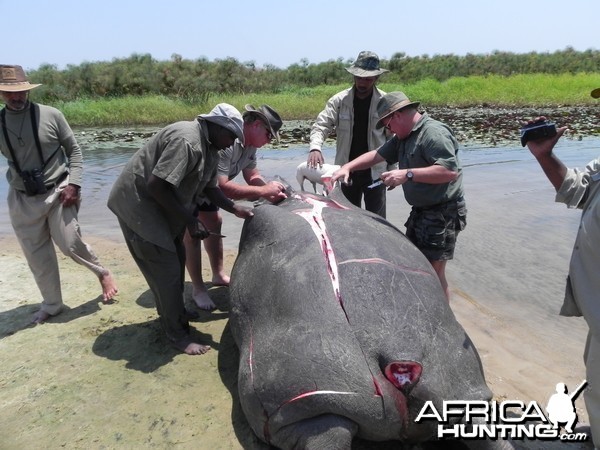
229, 187, 495, 449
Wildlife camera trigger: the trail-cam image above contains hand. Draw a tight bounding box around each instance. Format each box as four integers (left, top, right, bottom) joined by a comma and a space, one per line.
261, 181, 288, 203
187, 218, 210, 240
59, 184, 80, 207
307, 149, 324, 168
525, 117, 567, 159
331, 167, 350, 185
381, 169, 408, 188
232, 204, 254, 219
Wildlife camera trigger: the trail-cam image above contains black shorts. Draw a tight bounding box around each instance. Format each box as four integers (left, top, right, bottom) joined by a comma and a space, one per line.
193, 201, 218, 215
404, 198, 467, 261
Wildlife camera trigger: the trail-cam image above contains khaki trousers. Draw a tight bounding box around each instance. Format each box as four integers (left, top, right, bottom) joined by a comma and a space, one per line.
8, 181, 106, 315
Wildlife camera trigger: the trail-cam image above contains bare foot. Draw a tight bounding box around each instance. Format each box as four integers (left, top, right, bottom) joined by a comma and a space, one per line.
171, 338, 211, 355
99, 271, 119, 303
192, 286, 216, 310
31, 310, 52, 324
211, 273, 230, 287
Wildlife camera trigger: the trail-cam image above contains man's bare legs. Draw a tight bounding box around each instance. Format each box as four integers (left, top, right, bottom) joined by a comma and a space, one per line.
183, 231, 216, 310
429, 259, 450, 302
199, 210, 230, 286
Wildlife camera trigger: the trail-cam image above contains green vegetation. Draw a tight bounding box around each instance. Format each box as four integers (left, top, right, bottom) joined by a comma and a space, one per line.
23, 49, 600, 126
45, 73, 600, 127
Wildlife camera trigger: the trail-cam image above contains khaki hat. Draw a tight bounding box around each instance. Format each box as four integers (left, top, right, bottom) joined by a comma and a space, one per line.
0, 65, 41, 92
244, 104, 283, 142
198, 103, 244, 145
376, 92, 420, 129
591, 88, 600, 99
346, 51, 389, 77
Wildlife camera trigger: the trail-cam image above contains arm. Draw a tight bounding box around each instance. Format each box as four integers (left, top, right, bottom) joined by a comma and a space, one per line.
55, 110, 82, 207
219, 168, 286, 203
147, 174, 209, 239
381, 164, 458, 187
204, 186, 254, 219
308, 94, 341, 167
331, 150, 385, 184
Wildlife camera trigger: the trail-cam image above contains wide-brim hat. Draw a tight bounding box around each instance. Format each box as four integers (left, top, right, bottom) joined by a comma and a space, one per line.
198, 103, 244, 145
0, 65, 41, 92
346, 51, 389, 77
591, 88, 600, 99
243, 104, 283, 142
376, 92, 420, 129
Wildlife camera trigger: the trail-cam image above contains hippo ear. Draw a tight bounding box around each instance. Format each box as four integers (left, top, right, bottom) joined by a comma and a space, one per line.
384, 361, 423, 392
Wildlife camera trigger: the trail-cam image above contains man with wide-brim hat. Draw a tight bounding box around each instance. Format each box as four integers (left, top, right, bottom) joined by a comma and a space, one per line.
184, 103, 288, 310
524, 88, 600, 449
332, 91, 466, 303
307, 51, 394, 218
0, 64, 119, 325
108, 103, 254, 356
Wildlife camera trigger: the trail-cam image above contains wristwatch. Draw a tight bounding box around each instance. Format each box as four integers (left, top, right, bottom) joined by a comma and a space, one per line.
406, 170, 414, 181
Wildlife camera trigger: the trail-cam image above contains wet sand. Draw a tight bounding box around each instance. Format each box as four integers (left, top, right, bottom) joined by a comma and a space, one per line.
0, 139, 598, 449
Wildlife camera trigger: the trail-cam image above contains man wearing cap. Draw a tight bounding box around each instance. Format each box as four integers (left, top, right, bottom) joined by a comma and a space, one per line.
107, 103, 254, 355
307, 51, 393, 218
0, 64, 118, 324
183, 104, 287, 309
332, 91, 466, 302
525, 88, 600, 447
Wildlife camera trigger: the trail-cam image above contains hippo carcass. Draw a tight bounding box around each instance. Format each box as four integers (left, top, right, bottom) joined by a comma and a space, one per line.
229, 187, 493, 449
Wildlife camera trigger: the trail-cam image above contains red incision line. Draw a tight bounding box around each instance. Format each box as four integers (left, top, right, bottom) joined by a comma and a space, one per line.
294, 197, 348, 320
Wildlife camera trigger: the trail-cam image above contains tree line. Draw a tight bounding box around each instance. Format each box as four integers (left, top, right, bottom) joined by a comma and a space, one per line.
28, 47, 600, 104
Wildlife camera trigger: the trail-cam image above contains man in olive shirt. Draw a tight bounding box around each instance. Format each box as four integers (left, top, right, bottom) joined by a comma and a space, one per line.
332, 92, 466, 302
108, 104, 253, 355
0, 65, 118, 324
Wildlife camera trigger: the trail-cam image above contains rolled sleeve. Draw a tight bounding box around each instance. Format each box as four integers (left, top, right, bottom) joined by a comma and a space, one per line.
556, 167, 590, 209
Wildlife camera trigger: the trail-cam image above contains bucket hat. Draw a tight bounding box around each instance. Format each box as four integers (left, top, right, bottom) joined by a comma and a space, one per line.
346, 51, 389, 77
591, 88, 600, 99
376, 92, 421, 129
244, 104, 283, 142
0, 65, 41, 92
198, 103, 244, 145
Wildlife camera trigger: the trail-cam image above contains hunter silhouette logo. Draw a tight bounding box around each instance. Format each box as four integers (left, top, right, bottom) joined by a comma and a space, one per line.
546, 380, 587, 434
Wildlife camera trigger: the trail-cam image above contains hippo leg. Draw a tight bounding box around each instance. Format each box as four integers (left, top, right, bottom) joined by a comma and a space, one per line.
272, 414, 358, 450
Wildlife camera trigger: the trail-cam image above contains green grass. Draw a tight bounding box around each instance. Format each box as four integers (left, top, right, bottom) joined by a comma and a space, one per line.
49, 73, 600, 127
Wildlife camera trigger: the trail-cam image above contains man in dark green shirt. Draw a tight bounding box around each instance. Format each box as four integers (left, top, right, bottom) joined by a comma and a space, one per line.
332, 92, 466, 302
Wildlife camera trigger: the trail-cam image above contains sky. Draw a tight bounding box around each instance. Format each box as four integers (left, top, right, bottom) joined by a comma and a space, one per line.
3, 0, 597, 71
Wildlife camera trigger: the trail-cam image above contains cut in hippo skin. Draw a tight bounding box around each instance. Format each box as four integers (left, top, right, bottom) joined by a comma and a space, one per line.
229, 185, 510, 449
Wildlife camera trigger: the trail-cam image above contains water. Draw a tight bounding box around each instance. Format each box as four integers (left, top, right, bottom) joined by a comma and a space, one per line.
1, 130, 598, 242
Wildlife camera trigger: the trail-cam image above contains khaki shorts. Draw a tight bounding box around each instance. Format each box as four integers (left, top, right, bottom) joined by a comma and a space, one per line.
404, 198, 467, 261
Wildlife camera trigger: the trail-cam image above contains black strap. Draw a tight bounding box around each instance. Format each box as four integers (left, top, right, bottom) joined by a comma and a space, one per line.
1, 103, 50, 173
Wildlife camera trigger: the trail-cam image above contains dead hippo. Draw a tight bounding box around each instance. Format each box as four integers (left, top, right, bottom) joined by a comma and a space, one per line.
229, 187, 502, 449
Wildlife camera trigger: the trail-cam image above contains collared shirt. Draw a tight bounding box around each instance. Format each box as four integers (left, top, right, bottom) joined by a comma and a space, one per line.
555, 157, 600, 337
217, 139, 258, 180
310, 86, 392, 180
0, 102, 82, 189
377, 113, 464, 207
107, 119, 219, 251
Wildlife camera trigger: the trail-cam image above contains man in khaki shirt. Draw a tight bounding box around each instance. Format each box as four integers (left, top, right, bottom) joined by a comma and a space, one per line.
526, 88, 600, 447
